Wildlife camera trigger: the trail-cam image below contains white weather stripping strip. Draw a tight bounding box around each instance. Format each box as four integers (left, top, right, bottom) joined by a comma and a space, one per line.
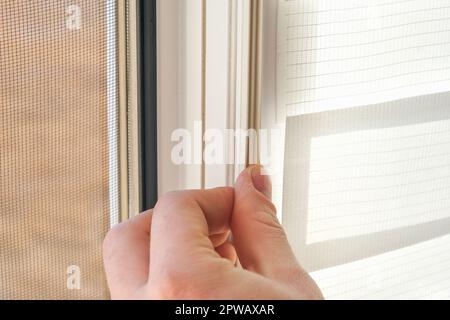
106, 0, 120, 227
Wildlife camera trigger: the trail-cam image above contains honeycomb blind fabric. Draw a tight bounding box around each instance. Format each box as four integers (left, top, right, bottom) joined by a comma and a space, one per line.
0, 1, 119, 299
277, 0, 450, 118
276, 0, 450, 299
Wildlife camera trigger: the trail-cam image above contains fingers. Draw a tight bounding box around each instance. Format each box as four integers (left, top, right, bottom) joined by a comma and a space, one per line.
210, 231, 231, 248
215, 242, 237, 265
103, 210, 153, 299
231, 166, 303, 282
149, 187, 234, 277
210, 231, 237, 264
103, 177, 323, 300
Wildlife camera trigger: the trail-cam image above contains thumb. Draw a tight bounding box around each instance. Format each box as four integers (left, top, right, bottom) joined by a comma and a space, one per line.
231, 165, 303, 282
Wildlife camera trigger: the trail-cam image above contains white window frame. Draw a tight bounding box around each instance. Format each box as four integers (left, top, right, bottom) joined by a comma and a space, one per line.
156, 0, 258, 193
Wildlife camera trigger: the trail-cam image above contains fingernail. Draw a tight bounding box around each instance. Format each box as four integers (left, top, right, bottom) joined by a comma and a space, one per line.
249, 165, 272, 200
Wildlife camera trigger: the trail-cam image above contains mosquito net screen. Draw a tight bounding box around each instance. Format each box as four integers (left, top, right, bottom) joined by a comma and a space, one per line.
0, 0, 119, 299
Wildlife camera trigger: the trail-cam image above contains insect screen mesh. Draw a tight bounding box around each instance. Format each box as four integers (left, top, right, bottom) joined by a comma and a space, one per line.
0, 0, 119, 299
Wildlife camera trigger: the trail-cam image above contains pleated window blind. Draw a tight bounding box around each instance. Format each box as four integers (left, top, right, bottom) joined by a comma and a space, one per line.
274, 0, 450, 299
1, 0, 120, 299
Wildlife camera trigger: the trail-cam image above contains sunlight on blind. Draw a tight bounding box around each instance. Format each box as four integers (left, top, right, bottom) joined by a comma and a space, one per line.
311, 234, 450, 299
308, 117, 450, 243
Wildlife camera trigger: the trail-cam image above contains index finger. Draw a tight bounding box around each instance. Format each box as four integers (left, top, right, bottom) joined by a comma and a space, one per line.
149, 187, 234, 276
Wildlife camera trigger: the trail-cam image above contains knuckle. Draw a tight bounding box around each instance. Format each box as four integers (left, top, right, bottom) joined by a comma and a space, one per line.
102, 223, 130, 255
239, 195, 280, 228
155, 190, 189, 209
253, 210, 285, 234
154, 191, 198, 218
248, 190, 278, 215
242, 205, 286, 241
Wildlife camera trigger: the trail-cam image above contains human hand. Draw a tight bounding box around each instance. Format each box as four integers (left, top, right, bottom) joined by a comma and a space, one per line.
103, 165, 323, 299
